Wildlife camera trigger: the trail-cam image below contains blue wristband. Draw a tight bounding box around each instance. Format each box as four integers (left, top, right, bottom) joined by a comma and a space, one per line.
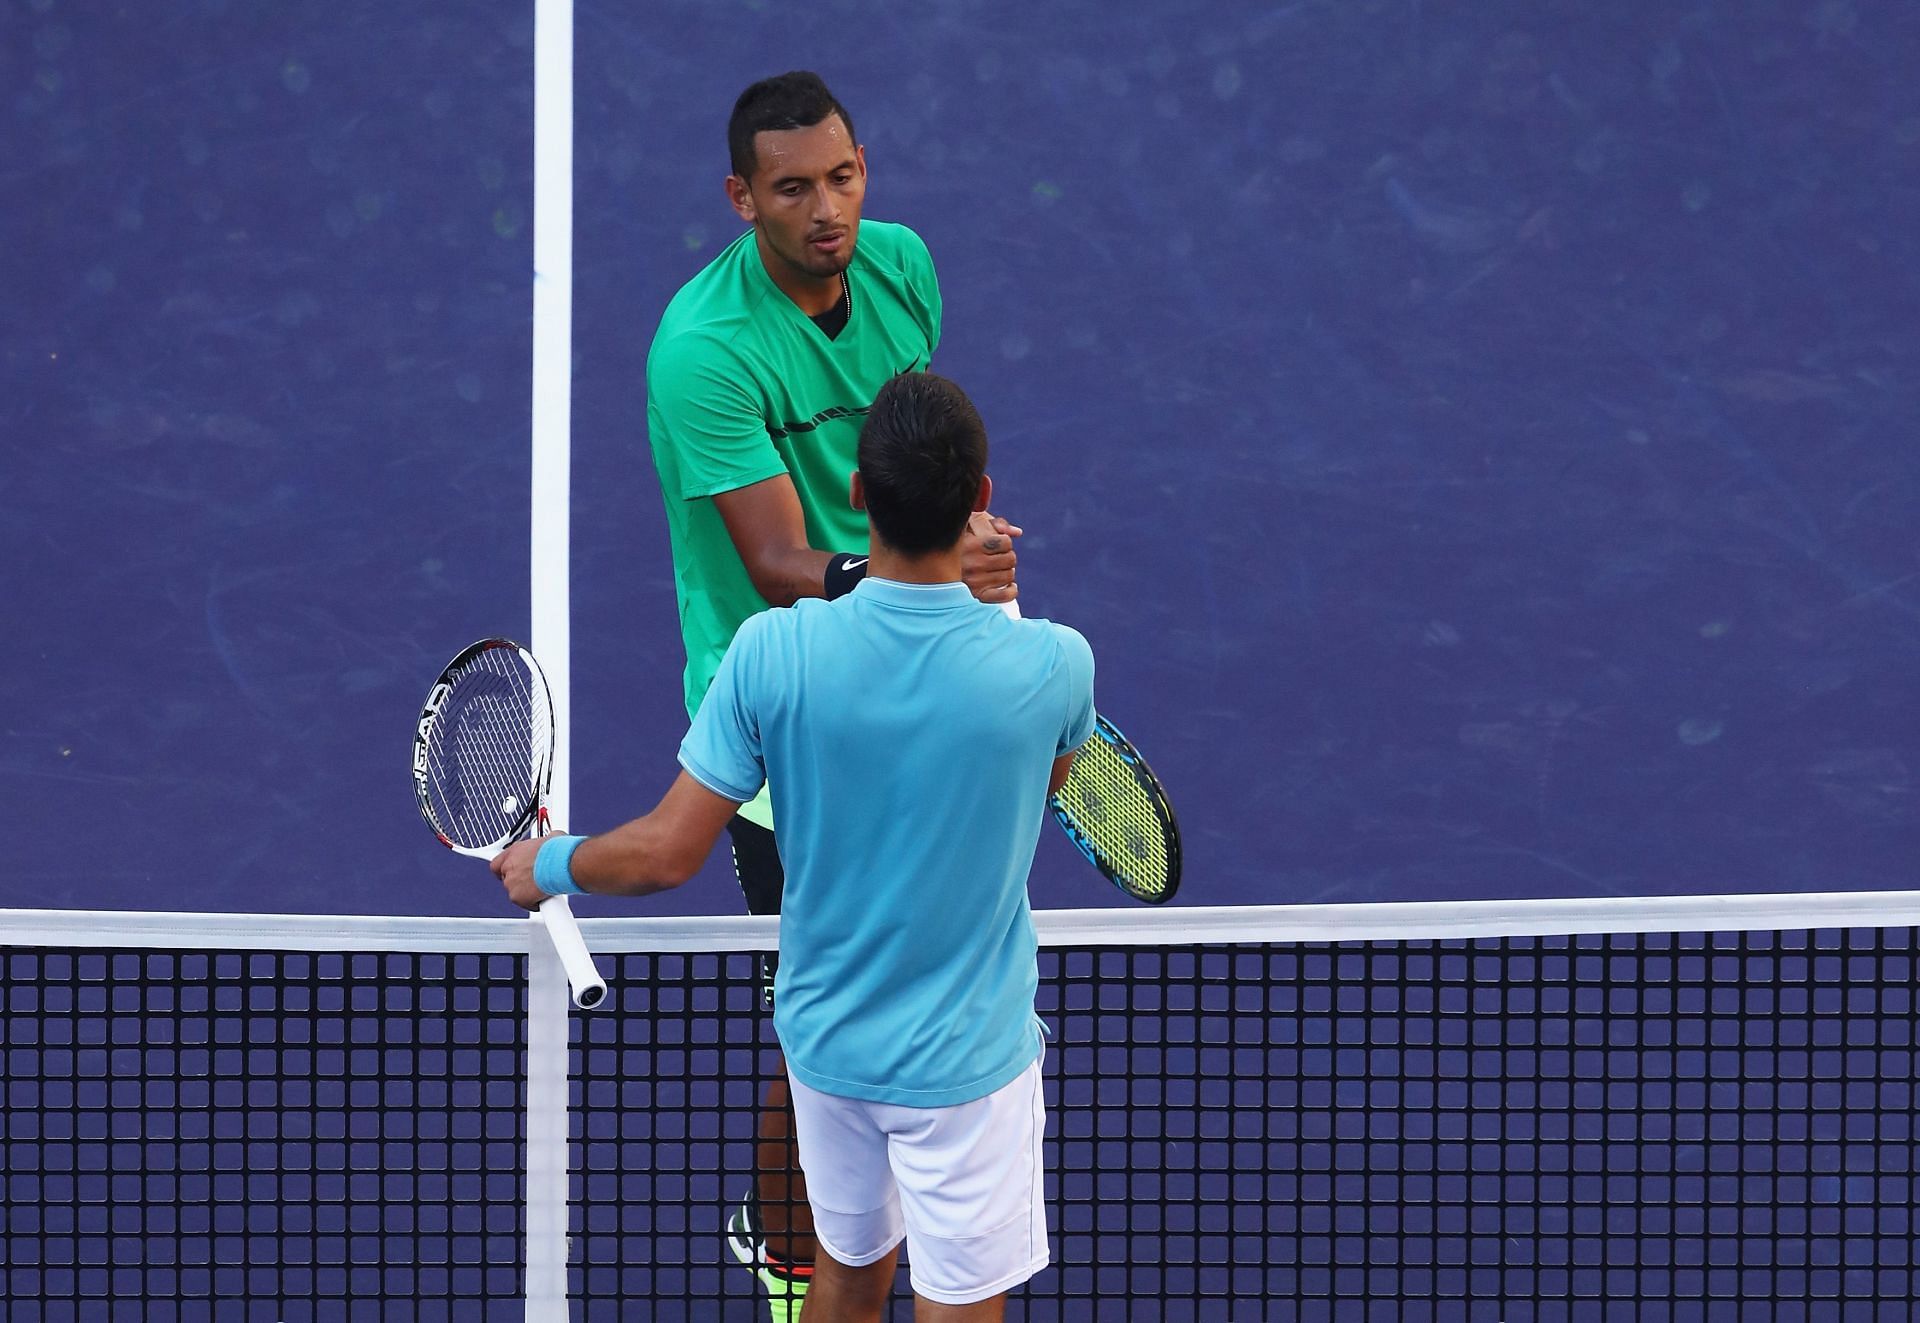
533, 835, 589, 896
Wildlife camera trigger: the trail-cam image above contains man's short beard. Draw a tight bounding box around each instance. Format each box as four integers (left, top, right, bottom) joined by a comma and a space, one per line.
797, 248, 851, 278
758, 224, 856, 284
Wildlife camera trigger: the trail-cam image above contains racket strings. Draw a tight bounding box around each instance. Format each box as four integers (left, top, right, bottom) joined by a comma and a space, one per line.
1055, 735, 1174, 899
422, 649, 545, 849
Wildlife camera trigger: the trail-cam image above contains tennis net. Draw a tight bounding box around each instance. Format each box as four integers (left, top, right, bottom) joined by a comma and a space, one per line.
3, 894, 1918, 1320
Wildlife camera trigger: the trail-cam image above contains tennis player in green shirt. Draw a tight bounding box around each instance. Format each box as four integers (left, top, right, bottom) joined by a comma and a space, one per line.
644, 71, 1022, 1320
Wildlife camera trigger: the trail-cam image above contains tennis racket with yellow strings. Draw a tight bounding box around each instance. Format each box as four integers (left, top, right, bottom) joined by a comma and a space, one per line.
1001, 604, 1181, 903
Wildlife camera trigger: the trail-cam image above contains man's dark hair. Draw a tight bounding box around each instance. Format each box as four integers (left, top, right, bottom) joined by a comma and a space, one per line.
728, 72, 857, 180
857, 373, 988, 556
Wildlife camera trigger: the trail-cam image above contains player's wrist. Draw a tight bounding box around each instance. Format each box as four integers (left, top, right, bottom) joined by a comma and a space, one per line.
533, 835, 590, 895
823, 552, 869, 600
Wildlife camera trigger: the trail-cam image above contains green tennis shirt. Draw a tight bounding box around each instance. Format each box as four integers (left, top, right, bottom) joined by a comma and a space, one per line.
645, 220, 942, 721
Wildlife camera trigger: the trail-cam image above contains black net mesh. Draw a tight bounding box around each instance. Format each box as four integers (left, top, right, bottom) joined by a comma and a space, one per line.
573, 927, 1920, 1321
3, 923, 1918, 1320
0, 947, 527, 1322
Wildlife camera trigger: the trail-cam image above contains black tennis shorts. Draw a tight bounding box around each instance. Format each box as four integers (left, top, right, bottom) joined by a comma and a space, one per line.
726, 815, 783, 1009
726, 815, 784, 916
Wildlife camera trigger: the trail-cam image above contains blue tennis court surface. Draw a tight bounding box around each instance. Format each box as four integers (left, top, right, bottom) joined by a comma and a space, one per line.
6, 1, 1916, 917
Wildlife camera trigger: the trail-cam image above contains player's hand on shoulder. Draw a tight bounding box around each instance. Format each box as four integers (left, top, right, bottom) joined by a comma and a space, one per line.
492, 838, 546, 911
962, 511, 1022, 605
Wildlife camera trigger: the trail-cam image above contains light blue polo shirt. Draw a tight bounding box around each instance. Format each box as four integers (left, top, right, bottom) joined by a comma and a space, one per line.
678, 578, 1096, 1106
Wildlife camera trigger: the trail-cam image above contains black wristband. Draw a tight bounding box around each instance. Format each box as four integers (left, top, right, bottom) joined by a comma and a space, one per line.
822, 552, 869, 600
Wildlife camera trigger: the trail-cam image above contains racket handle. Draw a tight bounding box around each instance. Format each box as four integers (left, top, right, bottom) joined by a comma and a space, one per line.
535, 896, 608, 1009
998, 601, 1022, 620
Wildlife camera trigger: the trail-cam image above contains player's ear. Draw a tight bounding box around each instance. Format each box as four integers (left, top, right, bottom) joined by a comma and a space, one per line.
973, 474, 992, 513
850, 472, 867, 511
725, 173, 756, 224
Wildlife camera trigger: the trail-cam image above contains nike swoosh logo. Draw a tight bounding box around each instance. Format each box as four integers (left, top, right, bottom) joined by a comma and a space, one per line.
843, 558, 868, 571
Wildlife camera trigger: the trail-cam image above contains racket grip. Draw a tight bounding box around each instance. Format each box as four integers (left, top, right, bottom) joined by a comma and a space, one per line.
998, 601, 1022, 620
535, 896, 608, 1009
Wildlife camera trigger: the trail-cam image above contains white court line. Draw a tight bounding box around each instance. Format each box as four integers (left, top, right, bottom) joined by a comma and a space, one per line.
527, 0, 575, 1316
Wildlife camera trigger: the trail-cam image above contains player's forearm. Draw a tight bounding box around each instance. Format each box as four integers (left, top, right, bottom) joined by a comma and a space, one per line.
569, 817, 701, 895
712, 476, 841, 605
743, 545, 837, 606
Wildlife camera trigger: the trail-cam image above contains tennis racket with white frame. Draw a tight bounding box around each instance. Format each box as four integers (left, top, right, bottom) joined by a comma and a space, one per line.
1000, 602, 1182, 903
413, 637, 608, 1007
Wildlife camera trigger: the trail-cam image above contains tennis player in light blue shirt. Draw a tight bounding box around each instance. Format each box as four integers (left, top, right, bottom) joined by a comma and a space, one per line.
681, 572, 1091, 1107
493, 371, 1095, 1318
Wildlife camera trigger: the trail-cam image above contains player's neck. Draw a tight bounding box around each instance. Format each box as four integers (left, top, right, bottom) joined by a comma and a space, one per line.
867, 540, 963, 587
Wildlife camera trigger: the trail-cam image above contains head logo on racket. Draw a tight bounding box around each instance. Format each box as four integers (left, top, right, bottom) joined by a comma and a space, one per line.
413, 638, 554, 858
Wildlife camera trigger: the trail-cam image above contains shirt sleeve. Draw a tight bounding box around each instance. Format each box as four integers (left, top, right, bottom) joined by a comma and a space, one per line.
916, 235, 943, 360
677, 619, 769, 803
1051, 624, 1097, 756
647, 331, 788, 501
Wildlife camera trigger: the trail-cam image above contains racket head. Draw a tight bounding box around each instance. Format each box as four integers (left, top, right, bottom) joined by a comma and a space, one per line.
1049, 715, 1182, 904
413, 638, 554, 859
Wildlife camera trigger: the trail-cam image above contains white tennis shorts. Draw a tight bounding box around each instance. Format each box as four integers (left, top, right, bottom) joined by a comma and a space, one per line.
788, 1054, 1049, 1305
